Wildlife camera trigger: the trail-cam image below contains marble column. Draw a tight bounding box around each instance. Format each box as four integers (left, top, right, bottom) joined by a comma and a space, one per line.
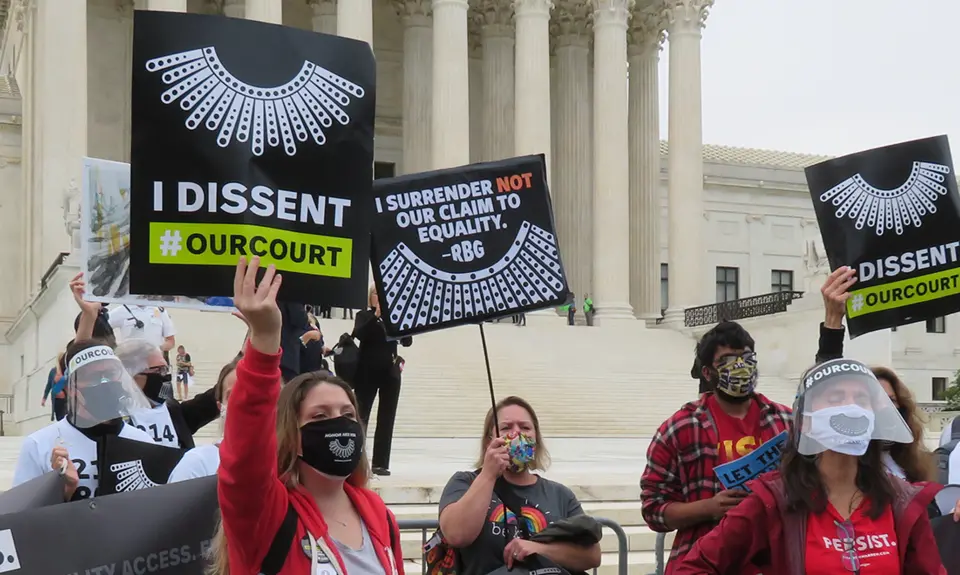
310, 0, 338, 34
147, 0, 186, 10
432, 0, 471, 168
395, 1, 433, 174
246, 0, 281, 24
628, 6, 664, 319
551, 1, 591, 299
469, 22, 483, 164
37, 0, 86, 266
338, 0, 374, 46
222, 0, 244, 17
513, 0, 553, 175
590, 0, 635, 321
664, 0, 712, 319
477, 0, 515, 162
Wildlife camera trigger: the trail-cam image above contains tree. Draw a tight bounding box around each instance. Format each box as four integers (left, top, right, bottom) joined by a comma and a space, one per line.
943, 369, 960, 411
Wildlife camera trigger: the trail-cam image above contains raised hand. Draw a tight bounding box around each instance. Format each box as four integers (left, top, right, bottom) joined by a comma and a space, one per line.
821, 266, 857, 329
232, 257, 282, 354
69, 272, 102, 315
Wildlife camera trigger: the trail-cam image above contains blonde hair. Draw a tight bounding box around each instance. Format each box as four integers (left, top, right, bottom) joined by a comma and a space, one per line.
474, 396, 551, 471
368, 284, 378, 307
206, 372, 370, 575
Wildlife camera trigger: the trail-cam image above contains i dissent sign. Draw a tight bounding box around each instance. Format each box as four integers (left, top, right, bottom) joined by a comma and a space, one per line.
130, 11, 376, 307
370, 155, 569, 337
805, 136, 960, 337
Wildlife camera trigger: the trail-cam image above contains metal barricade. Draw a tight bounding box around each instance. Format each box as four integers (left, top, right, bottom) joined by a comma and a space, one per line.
396, 517, 629, 575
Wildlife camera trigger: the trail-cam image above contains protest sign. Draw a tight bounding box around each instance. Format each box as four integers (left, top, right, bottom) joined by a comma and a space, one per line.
932, 514, 960, 573
96, 435, 185, 497
0, 472, 64, 517
82, 157, 234, 311
714, 431, 788, 492
805, 136, 960, 337
130, 11, 376, 307
370, 155, 568, 337
0, 475, 217, 574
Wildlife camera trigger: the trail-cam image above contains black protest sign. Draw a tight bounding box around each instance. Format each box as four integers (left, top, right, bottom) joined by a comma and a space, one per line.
0, 472, 64, 516
0, 475, 217, 575
932, 514, 960, 573
370, 155, 568, 337
130, 11, 376, 307
97, 435, 184, 496
805, 136, 960, 337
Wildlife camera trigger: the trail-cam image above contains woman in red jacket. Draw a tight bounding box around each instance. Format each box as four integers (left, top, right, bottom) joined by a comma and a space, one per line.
208, 257, 403, 575
677, 358, 945, 575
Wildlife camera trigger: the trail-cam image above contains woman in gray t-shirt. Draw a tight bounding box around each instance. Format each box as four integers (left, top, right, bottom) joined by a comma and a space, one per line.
437, 396, 602, 575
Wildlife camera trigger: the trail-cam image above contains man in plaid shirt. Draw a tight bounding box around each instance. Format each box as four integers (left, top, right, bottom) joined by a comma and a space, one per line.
640, 321, 792, 573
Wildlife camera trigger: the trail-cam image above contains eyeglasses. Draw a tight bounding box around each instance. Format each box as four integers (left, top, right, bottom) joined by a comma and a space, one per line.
834, 520, 861, 573
141, 365, 170, 377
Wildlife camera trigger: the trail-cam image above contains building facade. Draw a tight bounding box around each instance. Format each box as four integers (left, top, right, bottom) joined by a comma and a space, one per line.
0, 0, 955, 431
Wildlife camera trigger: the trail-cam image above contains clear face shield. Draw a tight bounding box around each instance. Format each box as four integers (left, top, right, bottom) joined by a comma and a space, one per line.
66, 345, 152, 428
795, 359, 914, 457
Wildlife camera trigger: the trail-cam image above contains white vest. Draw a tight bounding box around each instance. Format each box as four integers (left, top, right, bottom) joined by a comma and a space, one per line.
13, 419, 154, 500
128, 402, 181, 448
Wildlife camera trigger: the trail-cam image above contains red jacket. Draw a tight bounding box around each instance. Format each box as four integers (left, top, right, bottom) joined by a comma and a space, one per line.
218, 344, 404, 575
674, 471, 945, 575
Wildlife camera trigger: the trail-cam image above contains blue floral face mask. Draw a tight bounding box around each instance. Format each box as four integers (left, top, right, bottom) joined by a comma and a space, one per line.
506, 433, 537, 472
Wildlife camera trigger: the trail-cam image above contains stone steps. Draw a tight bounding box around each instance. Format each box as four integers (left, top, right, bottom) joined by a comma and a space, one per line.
168, 313, 802, 441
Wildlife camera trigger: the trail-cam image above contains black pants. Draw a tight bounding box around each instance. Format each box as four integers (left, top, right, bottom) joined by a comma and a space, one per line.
52, 397, 67, 421
354, 364, 401, 470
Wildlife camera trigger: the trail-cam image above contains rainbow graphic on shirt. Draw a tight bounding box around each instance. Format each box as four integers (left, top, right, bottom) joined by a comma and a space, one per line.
488, 503, 549, 534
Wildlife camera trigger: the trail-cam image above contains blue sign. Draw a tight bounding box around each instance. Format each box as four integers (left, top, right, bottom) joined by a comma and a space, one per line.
714, 431, 788, 492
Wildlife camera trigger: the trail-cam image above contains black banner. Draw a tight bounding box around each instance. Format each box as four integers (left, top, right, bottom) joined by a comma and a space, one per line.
130, 11, 376, 307
0, 471, 64, 516
370, 155, 568, 337
805, 136, 960, 337
97, 435, 185, 497
0, 475, 217, 574
932, 514, 960, 573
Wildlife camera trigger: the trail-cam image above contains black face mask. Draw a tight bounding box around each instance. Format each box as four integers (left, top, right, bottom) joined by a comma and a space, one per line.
299, 417, 364, 478
77, 380, 127, 423
142, 373, 172, 404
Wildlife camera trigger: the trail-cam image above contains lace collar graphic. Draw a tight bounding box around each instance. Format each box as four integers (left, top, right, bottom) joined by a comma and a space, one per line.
144, 47, 366, 157
110, 460, 159, 492
818, 161, 951, 236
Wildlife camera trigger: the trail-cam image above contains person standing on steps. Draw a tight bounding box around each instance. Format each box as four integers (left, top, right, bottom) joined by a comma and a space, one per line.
353, 285, 412, 477
640, 321, 793, 574
175, 345, 193, 401
583, 294, 594, 326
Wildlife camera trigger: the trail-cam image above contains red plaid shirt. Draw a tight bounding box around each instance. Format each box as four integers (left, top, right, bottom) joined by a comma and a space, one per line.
640, 392, 792, 572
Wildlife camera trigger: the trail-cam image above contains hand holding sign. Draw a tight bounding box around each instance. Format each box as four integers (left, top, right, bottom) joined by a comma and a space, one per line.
233, 257, 282, 355
49, 446, 79, 501
703, 489, 748, 521
821, 267, 857, 329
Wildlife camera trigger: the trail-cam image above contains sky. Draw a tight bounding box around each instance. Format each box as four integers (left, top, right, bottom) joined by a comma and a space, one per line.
657, 0, 960, 157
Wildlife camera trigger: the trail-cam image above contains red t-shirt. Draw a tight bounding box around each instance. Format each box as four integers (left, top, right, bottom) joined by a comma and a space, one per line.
707, 395, 762, 465
805, 500, 900, 574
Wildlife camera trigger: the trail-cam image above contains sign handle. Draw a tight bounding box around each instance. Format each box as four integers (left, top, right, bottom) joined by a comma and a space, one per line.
478, 323, 500, 437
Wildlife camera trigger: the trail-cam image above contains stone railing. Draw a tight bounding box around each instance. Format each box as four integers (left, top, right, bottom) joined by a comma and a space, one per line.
683, 291, 804, 328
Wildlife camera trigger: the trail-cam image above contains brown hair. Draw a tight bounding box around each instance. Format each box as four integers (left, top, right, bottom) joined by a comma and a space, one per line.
780, 425, 896, 520
872, 366, 935, 482
206, 371, 370, 575
474, 396, 551, 471
213, 356, 241, 403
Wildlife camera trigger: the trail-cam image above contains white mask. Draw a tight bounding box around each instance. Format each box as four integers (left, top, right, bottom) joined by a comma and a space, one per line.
220, 402, 227, 423
803, 404, 876, 457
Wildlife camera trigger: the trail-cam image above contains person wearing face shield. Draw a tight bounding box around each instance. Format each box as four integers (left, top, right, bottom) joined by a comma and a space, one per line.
12, 340, 156, 502
207, 257, 403, 575
116, 339, 220, 450
640, 321, 793, 574
676, 358, 945, 575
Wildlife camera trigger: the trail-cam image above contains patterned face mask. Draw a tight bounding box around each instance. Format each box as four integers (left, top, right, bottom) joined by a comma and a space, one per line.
506, 433, 537, 472
715, 352, 758, 398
